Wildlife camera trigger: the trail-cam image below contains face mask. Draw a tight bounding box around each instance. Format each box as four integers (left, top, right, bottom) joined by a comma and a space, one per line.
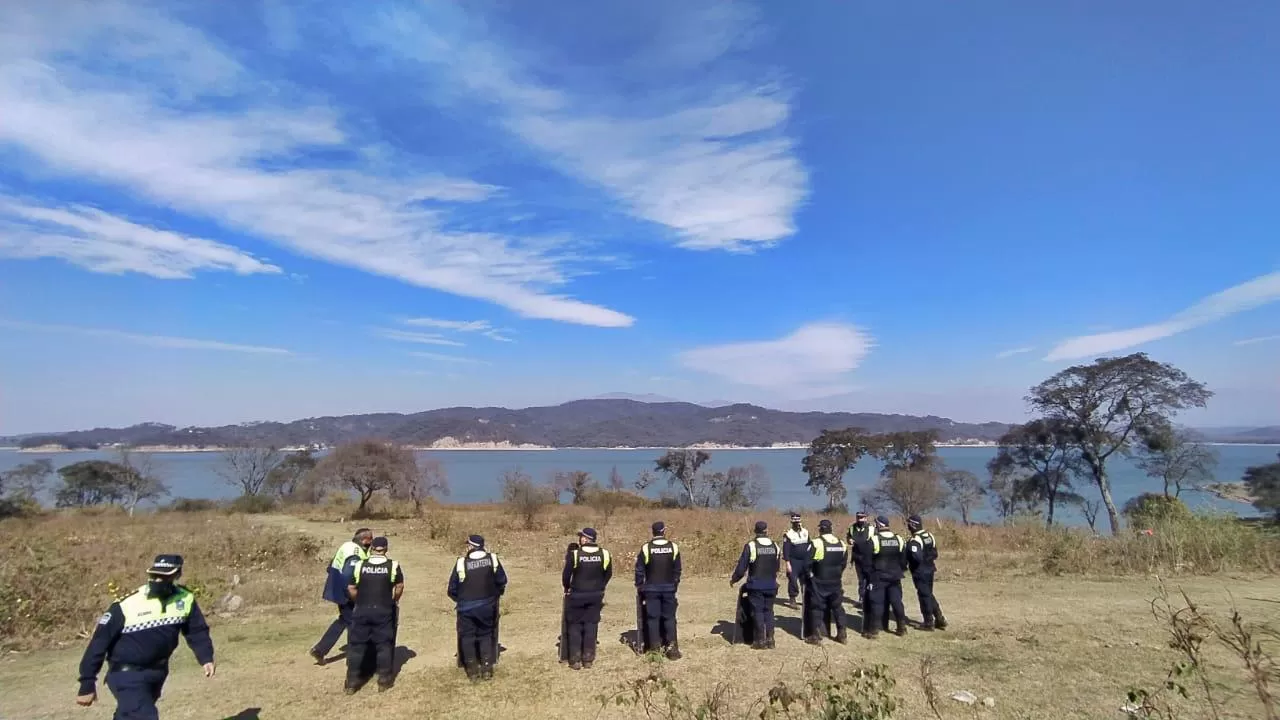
148, 579, 176, 598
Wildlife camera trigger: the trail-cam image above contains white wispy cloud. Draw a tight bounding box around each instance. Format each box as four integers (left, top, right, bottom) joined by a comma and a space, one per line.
1235, 334, 1280, 346
0, 319, 290, 354
1045, 271, 1280, 361
402, 316, 515, 343
0, 199, 281, 279
410, 351, 491, 365
373, 328, 465, 347
0, 3, 632, 327
373, 1, 808, 253
677, 322, 874, 396
995, 346, 1034, 359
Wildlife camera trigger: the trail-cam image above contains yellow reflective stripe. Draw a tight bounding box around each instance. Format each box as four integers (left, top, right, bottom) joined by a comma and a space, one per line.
119, 586, 194, 633
642, 545, 650, 563
672, 543, 679, 559
870, 534, 880, 554
749, 543, 757, 563
602, 549, 611, 570
352, 560, 363, 584
573, 549, 579, 568
455, 557, 466, 581
813, 542, 825, 561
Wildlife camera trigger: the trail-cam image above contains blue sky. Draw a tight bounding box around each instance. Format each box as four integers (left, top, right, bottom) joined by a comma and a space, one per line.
1, 0, 1278, 435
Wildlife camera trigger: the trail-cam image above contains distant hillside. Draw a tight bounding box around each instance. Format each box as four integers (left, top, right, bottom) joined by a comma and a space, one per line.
1194, 426, 1280, 444
2, 399, 1014, 450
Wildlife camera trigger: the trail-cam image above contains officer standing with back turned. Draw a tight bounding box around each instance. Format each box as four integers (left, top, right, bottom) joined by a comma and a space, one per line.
906, 515, 948, 631
802, 519, 849, 645
781, 513, 810, 608
344, 536, 403, 694
76, 554, 215, 719
864, 516, 909, 638
729, 520, 779, 649
846, 511, 874, 608
448, 534, 507, 681
635, 521, 682, 659
561, 527, 612, 669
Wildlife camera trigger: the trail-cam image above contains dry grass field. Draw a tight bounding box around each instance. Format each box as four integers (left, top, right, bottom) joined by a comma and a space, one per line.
2, 505, 1277, 719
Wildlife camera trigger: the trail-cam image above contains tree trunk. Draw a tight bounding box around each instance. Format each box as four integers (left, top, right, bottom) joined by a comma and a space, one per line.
1046, 491, 1056, 527
960, 506, 970, 526
1098, 473, 1121, 535
358, 489, 373, 511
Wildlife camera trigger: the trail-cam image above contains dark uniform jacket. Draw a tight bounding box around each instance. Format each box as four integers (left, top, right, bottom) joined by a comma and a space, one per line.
77, 584, 214, 695
847, 523, 873, 568
349, 555, 404, 608
782, 527, 811, 565
447, 549, 508, 612
805, 533, 848, 585
324, 541, 368, 604
730, 536, 780, 591
907, 530, 939, 575
869, 530, 909, 581
634, 538, 681, 593
563, 544, 613, 596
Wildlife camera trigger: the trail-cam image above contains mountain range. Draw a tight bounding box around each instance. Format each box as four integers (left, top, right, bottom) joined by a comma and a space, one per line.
5, 398, 1276, 451
4, 398, 1014, 450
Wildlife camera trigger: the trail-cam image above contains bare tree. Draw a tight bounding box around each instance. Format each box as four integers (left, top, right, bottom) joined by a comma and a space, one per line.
1028, 353, 1212, 534
1135, 424, 1218, 498
704, 464, 771, 510
607, 465, 625, 491
217, 445, 283, 497
942, 469, 984, 525
391, 454, 450, 514
654, 449, 713, 508
0, 459, 53, 501
265, 450, 318, 500
311, 440, 416, 513
1079, 498, 1103, 533
863, 470, 949, 521
115, 446, 168, 516
501, 468, 557, 529
554, 470, 596, 505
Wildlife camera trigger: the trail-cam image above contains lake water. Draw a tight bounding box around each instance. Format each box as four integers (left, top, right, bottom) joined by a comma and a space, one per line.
3, 445, 1275, 525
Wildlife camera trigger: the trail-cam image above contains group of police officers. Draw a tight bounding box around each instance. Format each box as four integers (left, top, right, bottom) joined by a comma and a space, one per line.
75, 513, 945, 717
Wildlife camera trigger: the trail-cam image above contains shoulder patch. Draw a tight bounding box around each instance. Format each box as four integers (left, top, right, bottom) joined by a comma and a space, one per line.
98, 612, 112, 625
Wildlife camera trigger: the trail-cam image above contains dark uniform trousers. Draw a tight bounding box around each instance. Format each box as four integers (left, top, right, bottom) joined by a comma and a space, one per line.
315, 601, 354, 656
868, 577, 905, 631
806, 582, 846, 636
566, 591, 604, 661
912, 571, 940, 621
106, 667, 168, 720
854, 566, 868, 607
785, 561, 802, 601
642, 591, 678, 648
458, 603, 499, 669
347, 606, 396, 684
745, 588, 776, 635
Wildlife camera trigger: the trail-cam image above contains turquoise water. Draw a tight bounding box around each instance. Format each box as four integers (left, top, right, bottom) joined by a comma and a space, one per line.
3, 445, 1275, 524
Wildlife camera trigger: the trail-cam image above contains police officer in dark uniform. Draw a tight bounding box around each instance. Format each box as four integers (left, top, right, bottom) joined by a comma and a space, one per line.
561, 527, 612, 669
846, 511, 873, 608
76, 554, 215, 719
344, 536, 403, 693
635, 521, 682, 659
781, 513, 810, 607
864, 516, 908, 638
311, 528, 372, 663
448, 534, 507, 681
906, 515, 948, 631
729, 520, 780, 649
802, 519, 849, 645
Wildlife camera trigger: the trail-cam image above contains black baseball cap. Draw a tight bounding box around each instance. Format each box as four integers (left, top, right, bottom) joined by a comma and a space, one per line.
147, 554, 183, 576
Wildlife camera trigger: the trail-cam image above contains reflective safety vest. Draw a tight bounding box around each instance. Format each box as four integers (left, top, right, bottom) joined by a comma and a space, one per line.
640, 539, 679, 585
331, 541, 367, 572
352, 556, 400, 608
746, 537, 780, 581
909, 530, 939, 569
870, 531, 905, 574
119, 585, 195, 634
784, 528, 811, 558
847, 524, 873, 544
569, 545, 611, 593
455, 551, 501, 601
809, 533, 847, 584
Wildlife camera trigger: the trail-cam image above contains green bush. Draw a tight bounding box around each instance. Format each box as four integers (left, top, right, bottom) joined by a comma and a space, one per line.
227, 494, 277, 514
165, 497, 220, 513
1123, 493, 1192, 527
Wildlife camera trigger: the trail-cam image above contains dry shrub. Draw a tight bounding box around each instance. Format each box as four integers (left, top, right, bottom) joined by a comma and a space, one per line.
0, 510, 322, 650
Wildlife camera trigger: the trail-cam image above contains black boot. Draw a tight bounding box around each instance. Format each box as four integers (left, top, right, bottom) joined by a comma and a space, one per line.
921, 615, 935, 631
935, 613, 948, 630
665, 643, 682, 660
765, 627, 776, 649
481, 664, 494, 680
805, 634, 822, 646
895, 621, 907, 637
834, 627, 848, 644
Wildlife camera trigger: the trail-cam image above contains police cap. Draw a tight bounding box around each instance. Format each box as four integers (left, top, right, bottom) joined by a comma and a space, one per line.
580, 527, 598, 542
875, 515, 890, 528
147, 554, 183, 576
753, 520, 768, 534
907, 515, 923, 529
818, 518, 833, 532
372, 536, 389, 549
651, 521, 666, 535
468, 534, 484, 548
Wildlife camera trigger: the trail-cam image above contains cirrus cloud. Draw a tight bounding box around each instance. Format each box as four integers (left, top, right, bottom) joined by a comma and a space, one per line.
677, 321, 874, 397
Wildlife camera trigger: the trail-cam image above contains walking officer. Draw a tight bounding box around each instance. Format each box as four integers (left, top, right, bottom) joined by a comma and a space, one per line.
846, 511, 874, 608
76, 554, 216, 719
802, 519, 849, 645
562, 527, 613, 669
635, 521, 682, 659
311, 528, 372, 663
729, 520, 779, 649
906, 515, 948, 631
344, 536, 403, 693
864, 516, 908, 638
447, 534, 507, 681
781, 513, 811, 607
